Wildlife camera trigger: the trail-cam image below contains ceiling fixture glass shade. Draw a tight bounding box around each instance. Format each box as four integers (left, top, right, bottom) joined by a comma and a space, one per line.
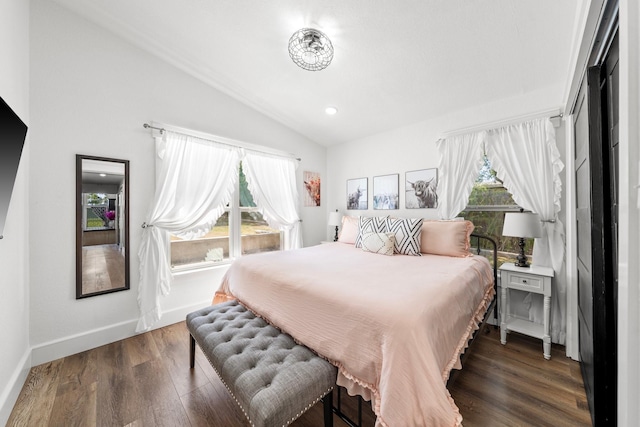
288, 28, 334, 71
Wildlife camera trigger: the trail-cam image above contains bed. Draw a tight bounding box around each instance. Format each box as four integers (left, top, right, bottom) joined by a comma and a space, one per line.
215, 218, 495, 427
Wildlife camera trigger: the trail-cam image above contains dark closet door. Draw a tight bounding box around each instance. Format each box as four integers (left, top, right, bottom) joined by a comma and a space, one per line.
577, 32, 619, 426
574, 73, 594, 423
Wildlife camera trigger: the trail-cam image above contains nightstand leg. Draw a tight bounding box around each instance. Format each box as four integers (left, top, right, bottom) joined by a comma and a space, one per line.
500, 286, 507, 345
543, 295, 551, 359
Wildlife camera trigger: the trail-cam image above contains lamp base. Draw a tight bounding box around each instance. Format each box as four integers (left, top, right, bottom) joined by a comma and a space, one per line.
333, 226, 339, 242
514, 259, 531, 268
514, 237, 530, 267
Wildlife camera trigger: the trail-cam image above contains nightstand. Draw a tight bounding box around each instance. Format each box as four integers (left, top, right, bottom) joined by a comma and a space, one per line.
499, 263, 554, 359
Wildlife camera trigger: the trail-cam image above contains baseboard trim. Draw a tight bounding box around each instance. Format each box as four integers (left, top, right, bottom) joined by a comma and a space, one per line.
31, 300, 211, 366
0, 348, 31, 426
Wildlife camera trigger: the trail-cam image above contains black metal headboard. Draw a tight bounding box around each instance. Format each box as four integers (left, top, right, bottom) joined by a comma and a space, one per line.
470, 233, 498, 321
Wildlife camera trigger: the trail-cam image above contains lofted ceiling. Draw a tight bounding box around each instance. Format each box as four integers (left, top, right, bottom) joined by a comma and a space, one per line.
51, 0, 581, 146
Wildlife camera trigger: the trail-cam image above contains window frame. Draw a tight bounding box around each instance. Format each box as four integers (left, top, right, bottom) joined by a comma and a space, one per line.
170, 167, 283, 273
461, 157, 534, 265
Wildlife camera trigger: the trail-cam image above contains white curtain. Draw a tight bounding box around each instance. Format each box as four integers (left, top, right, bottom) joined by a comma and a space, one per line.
436, 132, 486, 219
242, 151, 302, 250
486, 118, 566, 344
136, 132, 240, 332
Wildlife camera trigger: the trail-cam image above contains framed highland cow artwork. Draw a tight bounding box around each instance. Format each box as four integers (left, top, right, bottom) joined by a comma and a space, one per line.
405, 168, 438, 209
346, 177, 367, 210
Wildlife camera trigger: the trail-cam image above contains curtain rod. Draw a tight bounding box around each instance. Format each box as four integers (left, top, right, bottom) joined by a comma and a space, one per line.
440, 109, 564, 139
142, 123, 302, 162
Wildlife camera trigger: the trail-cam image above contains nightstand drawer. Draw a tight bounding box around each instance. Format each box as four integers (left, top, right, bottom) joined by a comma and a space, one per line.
507, 273, 543, 292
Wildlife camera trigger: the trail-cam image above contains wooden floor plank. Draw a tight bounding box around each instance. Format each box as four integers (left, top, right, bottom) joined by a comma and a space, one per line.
95, 340, 143, 427
151, 322, 210, 397
49, 349, 98, 426
181, 382, 248, 427
132, 358, 191, 426
6, 359, 64, 427
123, 330, 160, 368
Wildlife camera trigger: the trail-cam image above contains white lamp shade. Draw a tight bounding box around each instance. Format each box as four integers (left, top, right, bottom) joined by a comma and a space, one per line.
328, 211, 342, 226
329, 212, 342, 227
502, 212, 543, 238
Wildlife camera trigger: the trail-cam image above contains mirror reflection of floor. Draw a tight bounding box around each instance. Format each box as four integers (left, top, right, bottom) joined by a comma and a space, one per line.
82, 244, 125, 294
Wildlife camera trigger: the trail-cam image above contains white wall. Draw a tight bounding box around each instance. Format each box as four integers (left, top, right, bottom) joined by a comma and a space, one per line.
618, 0, 640, 423
0, 0, 31, 424
28, 0, 326, 365
326, 94, 567, 236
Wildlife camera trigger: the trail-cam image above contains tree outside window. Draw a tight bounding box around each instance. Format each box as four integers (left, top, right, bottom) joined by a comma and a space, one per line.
170, 163, 281, 270
461, 155, 534, 266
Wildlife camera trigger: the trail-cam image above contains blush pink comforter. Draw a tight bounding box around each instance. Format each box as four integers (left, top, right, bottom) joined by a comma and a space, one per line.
216, 243, 494, 427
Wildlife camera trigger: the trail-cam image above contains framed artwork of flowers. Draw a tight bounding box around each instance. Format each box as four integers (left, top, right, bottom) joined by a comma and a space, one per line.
303, 171, 321, 207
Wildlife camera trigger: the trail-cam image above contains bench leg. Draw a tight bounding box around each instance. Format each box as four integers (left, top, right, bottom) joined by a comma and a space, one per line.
323, 390, 333, 427
189, 334, 196, 369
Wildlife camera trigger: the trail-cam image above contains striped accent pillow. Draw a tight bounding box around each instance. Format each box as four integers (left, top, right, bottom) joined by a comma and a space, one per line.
355, 216, 388, 248
361, 232, 395, 256
385, 217, 423, 255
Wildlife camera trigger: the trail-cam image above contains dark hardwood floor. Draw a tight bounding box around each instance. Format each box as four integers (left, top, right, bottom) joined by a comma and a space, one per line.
7, 322, 591, 426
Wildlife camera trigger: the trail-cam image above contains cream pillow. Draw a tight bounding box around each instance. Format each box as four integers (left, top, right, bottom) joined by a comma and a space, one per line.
337, 216, 358, 244
420, 220, 474, 257
361, 232, 395, 256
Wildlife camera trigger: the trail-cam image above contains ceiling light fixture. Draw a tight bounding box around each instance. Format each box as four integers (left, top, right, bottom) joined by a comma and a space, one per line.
288, 28, 333, 71
325, 106, 338, 115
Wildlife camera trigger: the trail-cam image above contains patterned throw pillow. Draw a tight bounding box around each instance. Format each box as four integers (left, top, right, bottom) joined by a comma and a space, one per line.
355, 216, 388, 248
361, 232, 396, 256
385, 217, 423, 256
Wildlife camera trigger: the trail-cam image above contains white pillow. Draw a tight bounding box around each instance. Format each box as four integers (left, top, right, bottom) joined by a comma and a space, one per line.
361, 232, 395, 256
385, 217, 423, 256
355, 216, 388, 248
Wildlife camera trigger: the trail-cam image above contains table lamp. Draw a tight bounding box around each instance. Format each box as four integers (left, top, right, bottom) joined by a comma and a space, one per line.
328, 210, 342, 242
502, 212, 543, 267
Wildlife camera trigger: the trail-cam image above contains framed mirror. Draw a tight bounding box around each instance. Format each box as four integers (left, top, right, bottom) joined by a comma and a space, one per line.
76, 155, 130, 298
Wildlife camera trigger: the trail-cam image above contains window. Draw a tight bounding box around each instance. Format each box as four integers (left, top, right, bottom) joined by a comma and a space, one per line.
170, 163, 281, 270
83, 192, 116, 230
460, 155, 534, 266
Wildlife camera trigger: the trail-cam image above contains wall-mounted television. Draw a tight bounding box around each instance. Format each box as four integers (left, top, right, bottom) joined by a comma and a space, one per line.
0, 96, 28, 239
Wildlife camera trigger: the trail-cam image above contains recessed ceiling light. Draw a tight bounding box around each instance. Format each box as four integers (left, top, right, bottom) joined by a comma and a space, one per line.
325, 106, 338, 115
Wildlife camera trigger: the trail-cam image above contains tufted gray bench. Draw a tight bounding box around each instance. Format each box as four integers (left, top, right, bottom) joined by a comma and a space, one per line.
186, 300, 337, 427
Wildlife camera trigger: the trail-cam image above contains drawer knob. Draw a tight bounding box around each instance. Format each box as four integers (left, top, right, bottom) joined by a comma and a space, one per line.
522, 279, 527, 283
